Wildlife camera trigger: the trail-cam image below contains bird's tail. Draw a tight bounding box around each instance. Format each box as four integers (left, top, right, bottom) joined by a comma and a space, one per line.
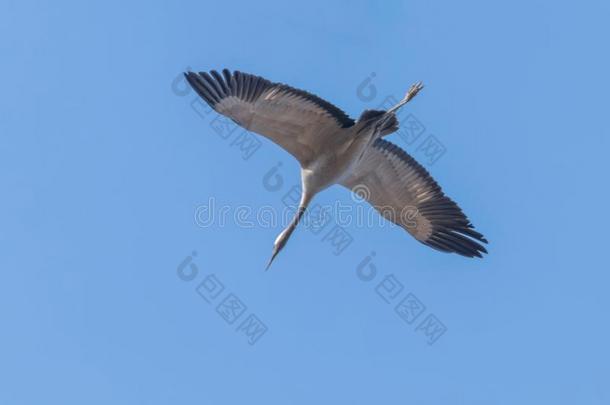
357, 109, 399, 136
379, 113, 398, 136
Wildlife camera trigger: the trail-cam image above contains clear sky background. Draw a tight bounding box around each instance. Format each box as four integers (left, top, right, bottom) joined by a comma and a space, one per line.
2, 0, 609, 404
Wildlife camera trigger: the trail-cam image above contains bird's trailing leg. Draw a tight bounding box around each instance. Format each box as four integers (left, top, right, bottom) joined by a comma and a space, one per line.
367, 81, 424, 148
266, 189, 313, 270
385, 81, 424, 115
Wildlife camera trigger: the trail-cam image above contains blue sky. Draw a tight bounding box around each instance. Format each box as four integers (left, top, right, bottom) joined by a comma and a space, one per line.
2, 0, 609, 403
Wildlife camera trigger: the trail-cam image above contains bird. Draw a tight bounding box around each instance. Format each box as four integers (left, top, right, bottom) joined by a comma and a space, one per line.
184, 69, 488, 269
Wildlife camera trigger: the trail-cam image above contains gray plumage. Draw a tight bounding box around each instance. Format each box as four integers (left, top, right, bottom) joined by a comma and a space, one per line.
185, 69, 488, 268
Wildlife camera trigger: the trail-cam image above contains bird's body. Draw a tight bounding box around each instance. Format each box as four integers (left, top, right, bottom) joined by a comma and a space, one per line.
185, 69, 488, 268
300, 122, 373, 192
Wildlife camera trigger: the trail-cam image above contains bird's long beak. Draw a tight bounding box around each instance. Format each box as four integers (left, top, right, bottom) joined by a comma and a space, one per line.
265, 245, 280, 271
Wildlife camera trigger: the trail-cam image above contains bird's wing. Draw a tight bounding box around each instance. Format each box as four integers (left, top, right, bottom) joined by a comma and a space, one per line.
185, 69, 355, 164
340, 139, 488, 257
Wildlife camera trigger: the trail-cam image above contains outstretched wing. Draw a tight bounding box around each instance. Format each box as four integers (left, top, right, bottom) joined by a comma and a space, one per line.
341, 139, 488, 258
185, 69, 355, 164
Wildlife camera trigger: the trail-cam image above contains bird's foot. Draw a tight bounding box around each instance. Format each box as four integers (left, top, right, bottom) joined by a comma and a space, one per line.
386, 81, 424, 114
404, 81, 424, 103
